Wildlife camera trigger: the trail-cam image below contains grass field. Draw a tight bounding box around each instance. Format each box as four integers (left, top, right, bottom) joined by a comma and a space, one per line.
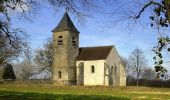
0, 84, 170, 100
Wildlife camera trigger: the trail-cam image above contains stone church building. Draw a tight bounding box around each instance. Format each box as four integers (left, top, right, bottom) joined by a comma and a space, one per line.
52, 12, 126, 86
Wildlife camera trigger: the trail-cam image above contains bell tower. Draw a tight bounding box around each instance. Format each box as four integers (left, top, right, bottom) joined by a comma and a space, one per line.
52, 12, 79, 85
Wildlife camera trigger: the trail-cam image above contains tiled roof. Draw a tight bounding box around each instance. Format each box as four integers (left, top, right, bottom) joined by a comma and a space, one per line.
77, 46, 113, 61
52, 12, 79, 33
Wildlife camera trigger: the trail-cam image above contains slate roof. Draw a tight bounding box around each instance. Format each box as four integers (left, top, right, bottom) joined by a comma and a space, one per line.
52, 12, 79, 33
77, 46, 113, 61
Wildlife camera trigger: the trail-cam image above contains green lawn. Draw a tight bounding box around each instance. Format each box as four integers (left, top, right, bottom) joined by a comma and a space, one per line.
0, 84, 170, 100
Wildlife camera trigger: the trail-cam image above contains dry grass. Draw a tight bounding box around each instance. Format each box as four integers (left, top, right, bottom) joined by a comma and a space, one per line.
0, 84, 170, 100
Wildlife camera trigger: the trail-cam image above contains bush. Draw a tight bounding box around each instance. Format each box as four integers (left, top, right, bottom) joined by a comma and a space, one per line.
2, 64, 16, 80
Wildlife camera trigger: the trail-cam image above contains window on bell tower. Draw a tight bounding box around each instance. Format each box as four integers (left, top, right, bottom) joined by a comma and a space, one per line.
58, 71, 62, 79
72, 36, 76, 46
58, 36, 63, 45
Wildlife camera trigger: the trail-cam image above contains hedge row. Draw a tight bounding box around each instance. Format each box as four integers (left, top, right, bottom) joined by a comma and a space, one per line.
127, 79, 170, 88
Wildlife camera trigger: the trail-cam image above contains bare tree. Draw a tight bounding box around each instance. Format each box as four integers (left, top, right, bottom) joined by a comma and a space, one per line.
0, 0, 32, 65
14, 44, 35, 80
34, 38, 53, 79
0, 32, 28, 65
129, 48, 147, 86
141, 67, 156, 80
16, 60, 34, 80
121, 57, 132, 77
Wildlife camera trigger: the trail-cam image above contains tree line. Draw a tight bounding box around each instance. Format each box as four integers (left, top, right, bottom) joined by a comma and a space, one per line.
0, 37, 169, 85
122, 48, 169, 86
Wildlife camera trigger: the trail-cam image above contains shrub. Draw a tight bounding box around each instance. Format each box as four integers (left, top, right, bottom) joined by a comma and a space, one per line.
2, 64, 16, 80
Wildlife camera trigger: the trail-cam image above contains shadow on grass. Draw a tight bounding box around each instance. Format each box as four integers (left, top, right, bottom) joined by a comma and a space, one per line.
0, 91, 129, 100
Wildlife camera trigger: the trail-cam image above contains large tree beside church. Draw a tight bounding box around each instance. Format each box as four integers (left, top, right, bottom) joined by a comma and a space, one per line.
0, 0, 93, 65
34, 38, 53, 79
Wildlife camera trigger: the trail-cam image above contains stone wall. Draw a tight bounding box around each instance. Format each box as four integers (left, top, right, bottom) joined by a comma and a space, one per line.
106, 47, 126, 86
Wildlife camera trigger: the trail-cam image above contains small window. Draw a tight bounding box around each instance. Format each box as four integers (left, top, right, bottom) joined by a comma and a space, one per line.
58, 71, 62, 79
58, 36, 63, 45
91, 65, 95, 73
72, 37, 76, 46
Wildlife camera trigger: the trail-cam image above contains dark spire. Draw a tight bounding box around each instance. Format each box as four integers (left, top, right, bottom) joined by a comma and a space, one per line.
52, 12, 79, 33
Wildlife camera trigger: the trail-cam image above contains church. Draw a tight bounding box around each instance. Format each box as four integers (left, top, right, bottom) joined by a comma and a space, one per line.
52, 12, 126, 86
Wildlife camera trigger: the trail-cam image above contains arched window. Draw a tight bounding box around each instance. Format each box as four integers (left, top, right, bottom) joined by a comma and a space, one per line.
72, 36, 76, 46
58, 71, 62, 79
91, 65, 95, 73
111, 66, 113, 74
115, 66, 117, 74
58, 36, 63, 45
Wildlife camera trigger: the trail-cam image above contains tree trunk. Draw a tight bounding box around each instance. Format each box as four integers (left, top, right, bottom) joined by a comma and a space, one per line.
136, 74, 139, 86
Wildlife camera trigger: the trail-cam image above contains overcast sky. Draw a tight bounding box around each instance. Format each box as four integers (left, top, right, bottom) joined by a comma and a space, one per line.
10, 2, 170, 72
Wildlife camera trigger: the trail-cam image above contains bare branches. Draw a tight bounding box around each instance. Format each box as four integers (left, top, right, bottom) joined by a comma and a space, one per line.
0, 0, 32, 64
0, 0, 95, 65
135, 1, 164, 19
129, 48, 147, 86
135, 1, 153, 19
0, 19, 28, 64
34, 38, 53, 79
46, 0, 95, 22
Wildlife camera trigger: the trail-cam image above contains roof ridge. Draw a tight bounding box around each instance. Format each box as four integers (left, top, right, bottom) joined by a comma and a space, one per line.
80, 45, 114, 48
